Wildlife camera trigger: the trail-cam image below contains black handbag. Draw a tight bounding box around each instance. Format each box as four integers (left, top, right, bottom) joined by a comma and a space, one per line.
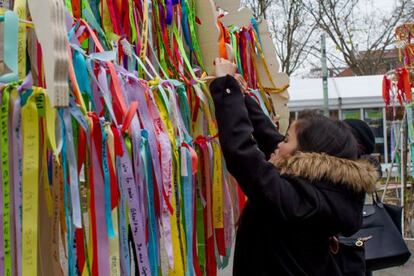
352, 197, 411, 271
383, 203, 403, 234
334, 195, 411, 274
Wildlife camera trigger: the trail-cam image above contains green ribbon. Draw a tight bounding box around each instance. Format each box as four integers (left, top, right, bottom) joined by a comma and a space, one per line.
186, 0, 204, 70
1, 85, 11, 276
65, 0, 73, 16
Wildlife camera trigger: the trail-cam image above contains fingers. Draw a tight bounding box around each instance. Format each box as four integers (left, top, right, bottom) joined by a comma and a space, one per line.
214, 57, 235, 65
239, 76, 247, 88
214, 57, 238, 77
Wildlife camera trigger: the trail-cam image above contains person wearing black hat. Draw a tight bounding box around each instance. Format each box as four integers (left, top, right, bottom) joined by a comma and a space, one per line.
338, 119, 382, 276
344, 119, 382, 179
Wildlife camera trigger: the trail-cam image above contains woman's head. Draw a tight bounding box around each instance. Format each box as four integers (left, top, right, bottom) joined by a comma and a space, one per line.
276, 111, 358, 160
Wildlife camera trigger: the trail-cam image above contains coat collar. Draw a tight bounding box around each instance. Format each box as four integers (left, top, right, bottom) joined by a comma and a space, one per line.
269, 152, 378, 193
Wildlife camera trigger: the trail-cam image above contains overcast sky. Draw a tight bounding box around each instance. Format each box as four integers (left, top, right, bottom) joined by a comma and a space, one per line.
359, 0, 397, 12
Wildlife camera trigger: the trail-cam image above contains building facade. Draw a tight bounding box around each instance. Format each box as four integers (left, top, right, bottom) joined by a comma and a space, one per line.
288, 75, 401, 164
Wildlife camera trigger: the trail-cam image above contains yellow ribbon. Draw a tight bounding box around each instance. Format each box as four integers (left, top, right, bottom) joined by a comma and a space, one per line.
13, 0, 27, 79
152, 90, 185, 275
212, 142, 224, 229
42, 89, 58, 157
35, 88, 56, 216
140, 0, 149, 59
262, 84, 290, 94
21, 87, 41, 276
1, 85, 12, 276
168, 153, 185, 276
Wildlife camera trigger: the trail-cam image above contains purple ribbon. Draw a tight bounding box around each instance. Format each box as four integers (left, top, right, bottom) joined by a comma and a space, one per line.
91, 136, 110, 276
17, 73, 33, 93
119, 70, 174, 267
165, 0, 173, 25
117, 131, 151, 276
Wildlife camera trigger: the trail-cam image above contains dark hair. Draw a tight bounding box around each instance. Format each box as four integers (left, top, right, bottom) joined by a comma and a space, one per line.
295, 110, 358, 160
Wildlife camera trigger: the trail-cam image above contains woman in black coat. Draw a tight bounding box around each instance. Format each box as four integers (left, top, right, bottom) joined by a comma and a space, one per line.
209, 59, 379, 276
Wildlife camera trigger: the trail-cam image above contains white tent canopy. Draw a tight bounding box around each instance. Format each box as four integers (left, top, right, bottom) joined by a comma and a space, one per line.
288, 75, 384, 111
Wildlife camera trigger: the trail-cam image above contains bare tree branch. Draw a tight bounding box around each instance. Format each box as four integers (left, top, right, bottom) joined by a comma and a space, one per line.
243, 0, 318, 76
303, 0, 411, 76
404, 1, 414, 21
243, 0, 410, 77
242, 0, 274, 19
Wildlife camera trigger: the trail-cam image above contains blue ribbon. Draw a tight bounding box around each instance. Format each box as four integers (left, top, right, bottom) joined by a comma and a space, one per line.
58, 109, 77, 276
67, 21, 81, 42
89, 0, 102, 26
181, 0, 193, 50
73, 51, 95, 111
181, 144, 194, 276
141, 130, 159, 276
251, 18, 263, 46
100, 120, 115, 238
69, 98, 89, 134
250, 90, 270, 117
176, 85, 191, 133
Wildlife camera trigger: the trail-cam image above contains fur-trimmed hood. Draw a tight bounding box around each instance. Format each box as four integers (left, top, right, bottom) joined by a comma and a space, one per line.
269, 152, 378, 193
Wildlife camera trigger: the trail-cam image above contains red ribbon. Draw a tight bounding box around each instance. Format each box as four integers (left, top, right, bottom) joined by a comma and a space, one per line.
71, 0, 81, 19
88, 115, 99, 276
105, 0, 121, 35
382, 76, 391, 106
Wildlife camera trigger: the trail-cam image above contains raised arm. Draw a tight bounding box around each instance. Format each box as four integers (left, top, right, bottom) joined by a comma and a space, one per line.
244, 95, 284, 159
209, 74, 329, 223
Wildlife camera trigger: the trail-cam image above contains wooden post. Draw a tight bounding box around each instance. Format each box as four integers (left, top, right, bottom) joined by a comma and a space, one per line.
195, 0, 220, 75
27, 0, 69, 107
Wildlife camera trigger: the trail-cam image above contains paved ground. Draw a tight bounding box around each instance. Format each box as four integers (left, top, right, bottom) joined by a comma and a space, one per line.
218, 240, 414, 276
375, 240, 414, 276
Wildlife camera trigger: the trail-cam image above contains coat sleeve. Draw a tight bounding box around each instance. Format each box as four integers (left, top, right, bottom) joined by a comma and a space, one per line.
209, 75, 331, 223
244, 95, 284, 159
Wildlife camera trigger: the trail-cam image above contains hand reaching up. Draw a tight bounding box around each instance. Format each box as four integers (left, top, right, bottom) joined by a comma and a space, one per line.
214, 58, 237, 78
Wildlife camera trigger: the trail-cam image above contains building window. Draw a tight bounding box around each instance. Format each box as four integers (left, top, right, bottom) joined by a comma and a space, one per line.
342, 109, 361, 120
364, 108, 385, 162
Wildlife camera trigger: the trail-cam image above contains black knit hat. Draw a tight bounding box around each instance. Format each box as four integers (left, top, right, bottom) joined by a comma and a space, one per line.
343, 119, 375, 155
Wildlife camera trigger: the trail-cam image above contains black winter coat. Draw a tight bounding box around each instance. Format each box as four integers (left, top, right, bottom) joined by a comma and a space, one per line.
209, 75, 378, 276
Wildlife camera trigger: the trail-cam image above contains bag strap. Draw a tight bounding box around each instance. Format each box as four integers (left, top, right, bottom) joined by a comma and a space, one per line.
372, 191, 380, 204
